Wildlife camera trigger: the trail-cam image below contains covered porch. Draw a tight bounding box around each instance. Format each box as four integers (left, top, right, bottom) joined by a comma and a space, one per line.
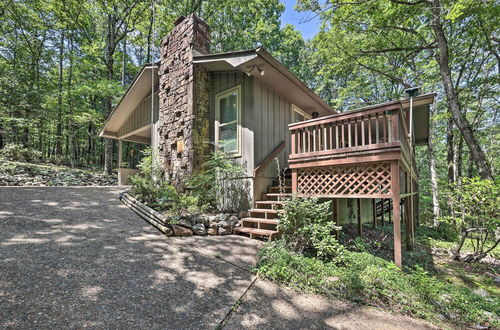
99, 64, 159, 184
288, 93, 436, 266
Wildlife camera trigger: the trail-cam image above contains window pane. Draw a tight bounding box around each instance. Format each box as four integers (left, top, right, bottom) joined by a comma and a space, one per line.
219, 123, 237, 152
220, 93, 237, 123
293, 111, 305, 123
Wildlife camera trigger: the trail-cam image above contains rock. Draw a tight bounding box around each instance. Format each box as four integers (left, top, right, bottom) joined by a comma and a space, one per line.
218, 227, 231, 235
176, 215, 192, 229
227, 215, 239, 226
192, 214, 209, 226
192, 224, 206, 236
207, 228, 218, 236
473, 289, 489, 298
209, 222, 218, 229
209, 215, 219, 225
214, 213, 229, 222
234, 220, 242, 228
172, 225, 193, 236
217, 220, 230, 228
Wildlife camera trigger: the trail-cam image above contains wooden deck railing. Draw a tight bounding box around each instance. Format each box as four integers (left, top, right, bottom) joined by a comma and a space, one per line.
289, 106, 413, 165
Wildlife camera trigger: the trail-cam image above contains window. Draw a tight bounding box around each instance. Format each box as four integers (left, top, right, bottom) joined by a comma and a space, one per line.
292, 104, 311, 123
215, 85, 241, 156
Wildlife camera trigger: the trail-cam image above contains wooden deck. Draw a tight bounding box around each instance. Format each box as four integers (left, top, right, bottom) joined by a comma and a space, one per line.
288, 100, 424, 267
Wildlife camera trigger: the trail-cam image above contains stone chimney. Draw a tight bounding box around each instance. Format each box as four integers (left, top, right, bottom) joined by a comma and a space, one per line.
158, 14, 210, 187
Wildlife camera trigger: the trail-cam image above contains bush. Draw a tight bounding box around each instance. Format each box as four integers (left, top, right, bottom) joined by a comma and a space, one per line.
256, 241, 337, 292
256, 243, 500, 327
446, 178, 499, 262
129, 147, 208, 213
187, 151, 246, 212
0, 143, 42, 162
278, 196, 345, 263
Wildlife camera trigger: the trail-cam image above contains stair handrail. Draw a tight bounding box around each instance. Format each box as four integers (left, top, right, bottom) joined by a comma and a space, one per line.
254, 141, 286, 178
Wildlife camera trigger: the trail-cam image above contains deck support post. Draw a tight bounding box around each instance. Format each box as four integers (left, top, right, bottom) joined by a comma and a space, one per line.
390, 161, 402, 267
357, 198, 362, 235
372, 199, 376, 227
334, 199, 339, 240
291, 169, 297, 194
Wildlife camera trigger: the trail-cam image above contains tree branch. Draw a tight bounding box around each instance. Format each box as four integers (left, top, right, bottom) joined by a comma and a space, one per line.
360, 45, 436, 54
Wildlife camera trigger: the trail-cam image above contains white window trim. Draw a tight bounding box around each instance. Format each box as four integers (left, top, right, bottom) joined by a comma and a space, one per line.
292, 104, 311, 122
215, 85, 242, 157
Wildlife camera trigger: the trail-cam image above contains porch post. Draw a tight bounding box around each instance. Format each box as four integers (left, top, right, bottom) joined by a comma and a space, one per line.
390, 160, 402, 267
117, 140, 123, 185
118, 140, 123, 168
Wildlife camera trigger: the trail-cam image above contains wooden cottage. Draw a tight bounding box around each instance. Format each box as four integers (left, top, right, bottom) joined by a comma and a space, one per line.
100, 14, 435, 266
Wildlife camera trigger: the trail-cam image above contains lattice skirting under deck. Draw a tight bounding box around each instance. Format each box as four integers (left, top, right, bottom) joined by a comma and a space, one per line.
297, 162, 391, 197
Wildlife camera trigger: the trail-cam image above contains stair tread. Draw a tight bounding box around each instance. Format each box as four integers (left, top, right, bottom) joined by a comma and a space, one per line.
255, 200, 287, 204
265, 193, 292, 196
242, 217, 279, 224
249, 208, 281, 213
233, 227, 278, 235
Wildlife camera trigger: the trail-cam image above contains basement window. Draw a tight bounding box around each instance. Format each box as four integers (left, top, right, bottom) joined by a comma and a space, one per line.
215, 85, 241, 156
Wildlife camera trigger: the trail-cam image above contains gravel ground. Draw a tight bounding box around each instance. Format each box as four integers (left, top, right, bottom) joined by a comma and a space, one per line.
0, 187, 259, 329
0, 187, 439, 329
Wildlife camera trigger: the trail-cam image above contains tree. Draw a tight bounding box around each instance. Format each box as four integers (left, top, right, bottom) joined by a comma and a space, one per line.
298, 0, 496, 180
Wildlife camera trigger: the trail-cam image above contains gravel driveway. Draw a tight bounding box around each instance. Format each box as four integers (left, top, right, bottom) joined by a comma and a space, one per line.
0, 187, 437, 329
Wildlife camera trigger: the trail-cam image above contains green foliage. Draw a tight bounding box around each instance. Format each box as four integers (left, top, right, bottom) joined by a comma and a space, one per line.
187, 151, 246, 211
256, 243, 500, 327
278, 197, 345, 263
256, 241, 337, 291
0, 143, 42, 163
129, 148, 177, 209
129, 147, 208, 213
445, 178, 500, 261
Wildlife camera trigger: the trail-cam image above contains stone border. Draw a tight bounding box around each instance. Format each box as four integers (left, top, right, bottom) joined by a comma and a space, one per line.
119, 192, 241, 237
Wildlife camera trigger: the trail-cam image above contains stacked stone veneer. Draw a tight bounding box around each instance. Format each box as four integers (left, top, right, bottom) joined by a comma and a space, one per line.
158, 14, 211, 187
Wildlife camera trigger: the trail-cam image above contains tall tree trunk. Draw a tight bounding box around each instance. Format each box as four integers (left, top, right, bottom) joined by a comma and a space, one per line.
146, 12, 153, 63
103, 13, 116, 175
121, 23, 127, 86
56, 28, 65, 155
430, 0, 493, 181
428, 114, 441, 226
456, 136, 464, 181
67, 31, 75, 167
446, 115, 455, 185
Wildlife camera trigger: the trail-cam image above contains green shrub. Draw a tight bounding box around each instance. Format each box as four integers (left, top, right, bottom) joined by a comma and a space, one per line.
187, 151, 246, 211
256, 243, 500, 327
129, 148, 178, 210
416, 223, 458, 242
0, 143, 42, 162
278, 196, 345, 263
445, 178, 499, 262
129, 147, 208, 213
256, 241, 337, 292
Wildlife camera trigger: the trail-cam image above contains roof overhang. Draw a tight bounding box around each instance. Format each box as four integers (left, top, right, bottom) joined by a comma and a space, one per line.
193, 48, 335, 116
401, 93, 436, 145
99, 64, 159, 139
